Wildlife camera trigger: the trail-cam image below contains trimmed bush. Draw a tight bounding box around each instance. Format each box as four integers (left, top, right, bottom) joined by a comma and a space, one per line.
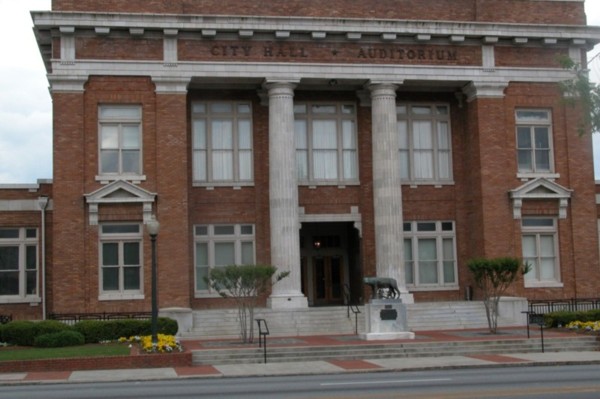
1, 320, 72, 346
34, 330, 85, 348
1, 321, 39, 346
545, 309, 600, 327
73, 318, 178, 343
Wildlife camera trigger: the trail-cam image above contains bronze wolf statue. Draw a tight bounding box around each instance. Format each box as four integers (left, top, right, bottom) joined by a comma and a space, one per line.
363, 277, 400, 299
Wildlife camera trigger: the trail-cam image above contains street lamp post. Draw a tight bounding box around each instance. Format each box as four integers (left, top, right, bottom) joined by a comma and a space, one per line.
146, 217, 160, 351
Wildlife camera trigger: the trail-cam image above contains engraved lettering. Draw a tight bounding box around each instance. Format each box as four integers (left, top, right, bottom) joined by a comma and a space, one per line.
242, 46, 252, 56
211, 45, 220, 56
264, 46, 273, 57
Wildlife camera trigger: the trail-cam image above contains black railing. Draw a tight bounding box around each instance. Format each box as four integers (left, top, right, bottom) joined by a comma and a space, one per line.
528, 298, 600, 314
49, 312, 151, 325
255, 318, 269, 364
343, 284, 361, 335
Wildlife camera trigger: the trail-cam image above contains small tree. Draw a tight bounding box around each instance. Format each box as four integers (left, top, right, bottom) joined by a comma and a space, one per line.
205, 264, 289, 343
558, 54, 600, 135
467, 257, 530, 334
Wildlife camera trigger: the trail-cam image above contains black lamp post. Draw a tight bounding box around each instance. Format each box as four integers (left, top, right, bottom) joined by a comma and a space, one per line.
146, 217, 160, 351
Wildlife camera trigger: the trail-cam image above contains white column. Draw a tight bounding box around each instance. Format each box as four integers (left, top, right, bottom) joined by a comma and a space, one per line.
369, 83, 413, 303
265, 81, 308, 309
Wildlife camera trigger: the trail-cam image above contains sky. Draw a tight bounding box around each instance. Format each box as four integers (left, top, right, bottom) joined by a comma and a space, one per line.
0, 0, 599, 184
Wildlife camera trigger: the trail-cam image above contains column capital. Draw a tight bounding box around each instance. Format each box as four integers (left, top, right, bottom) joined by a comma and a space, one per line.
263, 79, 299, 96
49, 75, 88, 93
366, 81, 402, 96
152, 77, 190, 94
462, 81, 508, 102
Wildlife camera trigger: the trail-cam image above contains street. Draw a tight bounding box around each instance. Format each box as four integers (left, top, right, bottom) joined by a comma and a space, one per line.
1, 364, 600, 399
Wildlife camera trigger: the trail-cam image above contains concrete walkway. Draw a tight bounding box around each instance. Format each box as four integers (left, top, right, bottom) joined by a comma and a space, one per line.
1, 328, 599, 384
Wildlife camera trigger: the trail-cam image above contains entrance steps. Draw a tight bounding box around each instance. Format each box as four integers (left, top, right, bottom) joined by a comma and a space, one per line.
191, 335, 599, 365
181, 301, 521, 339
184, 306, 364, 339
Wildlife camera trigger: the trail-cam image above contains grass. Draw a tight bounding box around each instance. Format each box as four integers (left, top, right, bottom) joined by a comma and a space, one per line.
0, 344, 130, 361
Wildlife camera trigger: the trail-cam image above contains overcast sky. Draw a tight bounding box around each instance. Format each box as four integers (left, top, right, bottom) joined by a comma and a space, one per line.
0, 0, 599, 184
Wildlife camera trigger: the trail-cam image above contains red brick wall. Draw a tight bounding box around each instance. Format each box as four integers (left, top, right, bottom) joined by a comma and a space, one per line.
495, 47, 569, 68
76, 37, 163, 61
51, 0, 585, 25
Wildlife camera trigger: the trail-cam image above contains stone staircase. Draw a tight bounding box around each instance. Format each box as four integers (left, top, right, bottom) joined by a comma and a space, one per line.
191, 335, 600, 365
181, 300, 522, 339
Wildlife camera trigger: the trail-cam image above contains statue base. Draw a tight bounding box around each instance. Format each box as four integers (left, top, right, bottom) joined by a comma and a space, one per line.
359, 299, 415, 341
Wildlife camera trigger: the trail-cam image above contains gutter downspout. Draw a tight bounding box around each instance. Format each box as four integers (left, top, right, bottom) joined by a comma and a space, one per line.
38, 196, 49, 320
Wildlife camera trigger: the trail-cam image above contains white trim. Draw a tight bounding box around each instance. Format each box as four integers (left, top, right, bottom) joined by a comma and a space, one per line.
509, 177, 572, 219
0, 199, 53, 212
84, 180, 157, 225
32, 12, 599, 45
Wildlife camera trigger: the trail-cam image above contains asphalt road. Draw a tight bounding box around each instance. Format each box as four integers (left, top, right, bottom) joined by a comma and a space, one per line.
2, 364, 600, 399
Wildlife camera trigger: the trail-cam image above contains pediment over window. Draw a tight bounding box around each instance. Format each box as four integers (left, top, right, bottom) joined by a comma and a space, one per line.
84, 180, 157, 225
509, 177, 572, 219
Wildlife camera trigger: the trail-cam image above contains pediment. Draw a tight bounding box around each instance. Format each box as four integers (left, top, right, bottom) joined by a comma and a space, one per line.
509, 178, 572, 219
85, 180, 156, 204
510, 177, 572, 200
84, 180, 157, 225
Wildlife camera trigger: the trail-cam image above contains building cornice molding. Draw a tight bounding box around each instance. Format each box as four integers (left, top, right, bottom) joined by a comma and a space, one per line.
46, 60, 576, 87
84, 180, 157, 225
509, 177, 573, 219
32, 12, 600, 46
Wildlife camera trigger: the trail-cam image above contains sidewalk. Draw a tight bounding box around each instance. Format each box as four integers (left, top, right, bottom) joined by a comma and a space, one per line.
1, 328, 599, 384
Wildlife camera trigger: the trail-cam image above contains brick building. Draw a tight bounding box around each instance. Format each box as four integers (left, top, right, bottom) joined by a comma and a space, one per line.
1, 0, 600, 329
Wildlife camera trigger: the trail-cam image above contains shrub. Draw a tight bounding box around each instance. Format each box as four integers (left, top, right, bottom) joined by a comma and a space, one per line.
73, 318, 178, 343
34, 330, 85, 348
2, 321, 39, 346
545, 309, 600, 327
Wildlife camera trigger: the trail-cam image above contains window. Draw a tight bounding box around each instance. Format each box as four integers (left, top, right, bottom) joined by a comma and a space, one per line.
192, 102, 253, 185
99, 224, 143, 299
516, 109, 553, 174
404, 221, 457, 289
98, 105, 142, 177
194, 224, 255, 294
522, 217, 561, 287
397, 104, 452, 183
0, 228, 38, 301
295, 103, 358, 184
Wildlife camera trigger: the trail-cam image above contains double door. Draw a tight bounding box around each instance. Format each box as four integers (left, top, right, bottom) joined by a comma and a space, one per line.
313, 256, 344, 305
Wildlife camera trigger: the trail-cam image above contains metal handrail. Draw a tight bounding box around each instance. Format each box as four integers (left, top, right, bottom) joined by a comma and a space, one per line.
343, 284, 361, 335
255, 318, 269, 363
528, 298, 600, 314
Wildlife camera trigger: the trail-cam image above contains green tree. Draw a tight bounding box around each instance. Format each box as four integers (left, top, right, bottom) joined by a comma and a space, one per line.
559, 54, 600, 135
467, 257, 530, 334
205, 264, 289, 343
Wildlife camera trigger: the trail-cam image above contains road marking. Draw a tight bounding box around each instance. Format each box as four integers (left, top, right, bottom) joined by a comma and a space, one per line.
320, 378, 452, 387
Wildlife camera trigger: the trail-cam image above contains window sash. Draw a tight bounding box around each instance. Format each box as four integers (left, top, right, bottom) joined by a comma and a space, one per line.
192, 102, 253, 184
522, 218, 558, 283
398, 104, 452, 183
294, 103, 358, 184
194, 224, 255, 294
100, 224, 142, 294
515, 109, 553, 173
403, 221, 456, 287
0, 228, 38, 298
99, 106, 142, 176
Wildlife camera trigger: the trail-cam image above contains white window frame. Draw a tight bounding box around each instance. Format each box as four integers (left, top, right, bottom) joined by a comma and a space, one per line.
294, 102, 359, 185
403, 221, 458, 290
0, 228, 40, 303
194, 224, 255, 297
97, 105, 144, 183
99, 223, 144, 300
397, 103, 453, 185
515, 109, 557, 179
521, 217, 562, 288
191, 102, 254, 186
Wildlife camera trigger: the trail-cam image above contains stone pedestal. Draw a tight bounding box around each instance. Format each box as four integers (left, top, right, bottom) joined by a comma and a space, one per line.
360, 299, 415, 340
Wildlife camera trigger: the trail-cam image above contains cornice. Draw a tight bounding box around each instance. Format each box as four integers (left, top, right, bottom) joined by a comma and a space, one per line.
32, 12, 600, 47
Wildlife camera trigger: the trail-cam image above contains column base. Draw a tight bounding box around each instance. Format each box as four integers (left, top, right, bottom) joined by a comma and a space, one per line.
399, 292, 414, 304
268, 294, 308, 309
360, 331, 415, 340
